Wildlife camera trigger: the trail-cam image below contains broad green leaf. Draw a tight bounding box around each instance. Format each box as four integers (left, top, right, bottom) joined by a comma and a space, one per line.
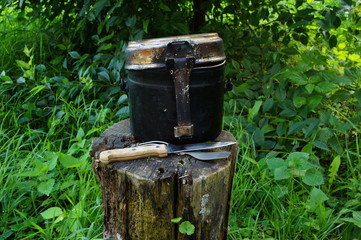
300, 34, 308, 45
333, 16, 341, 28
115, 106, 129, 118
319, 111, 331, 124
1, 75, 12, 82
58, 44, 67, 50
247, 101, 263, 122
306, 188, 328, 211
287, 152, 311, 174
171, 217, 182, 223
266, 158, 287, 172
343, 212, 361, 228
293, 96, 306, 108
315, 81, 336, 93
235, 83, 250, 93
159, 2, 171, 11
328, 155, 340, 185
331, 76, 353, 84
98, 33, 114, 44
329, 35, 337, 48
37, 179, 55, 196
261, 124, 274, 134
262, 98, 274, 112
41, 207, 63, 219
328, 136, 343, 154
331, 90, 351, 101
313, 141, 330, 151
276, 122, 287, 136
287, 152, 308, 161
288, 121, 306, 135
274, 166, 292, 180
143, 19, 149, 33
319, 19, 330, 31
69, 51, 81, 59
126, 15, 137, 28
304, 119, 320, 138
93, 0, 110, 17
16, 60, 30, 69
98, 71, 110, 81
283, 70, 307, 85
279, 108, 296, 118
253, 128, 264, 147
34, 159, 48, 172
307, 95, 323, 111
117, 94, 128, 105
247, 46, 262, 55
76, 127, 85, 139
303, 169, 324, 186
354, 89, 361, 103
231, 60, 240, 71
275, 87, 286, 101
58, 153, 85, 168
179, 221, 195, 235
281, 47, 300, 55
301, 143, 313, 154
24, 45, 32, 57
275, 185, 288, 198
99, 43, 113, 51
36, 64, 46, 71
305, 84, 315, 94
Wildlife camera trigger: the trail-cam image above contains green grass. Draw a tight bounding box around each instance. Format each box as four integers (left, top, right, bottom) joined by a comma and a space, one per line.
225, 111, 361, 240
0, 98, 107, 239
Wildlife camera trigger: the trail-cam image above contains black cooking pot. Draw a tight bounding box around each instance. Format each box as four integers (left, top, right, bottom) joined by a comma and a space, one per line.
125, 33, 227, 144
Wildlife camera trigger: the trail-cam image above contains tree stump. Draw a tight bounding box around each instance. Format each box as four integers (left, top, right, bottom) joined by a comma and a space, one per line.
91, 119, 238, 240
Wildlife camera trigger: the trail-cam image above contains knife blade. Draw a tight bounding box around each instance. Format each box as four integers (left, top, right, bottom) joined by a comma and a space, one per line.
97, 141, 235, 164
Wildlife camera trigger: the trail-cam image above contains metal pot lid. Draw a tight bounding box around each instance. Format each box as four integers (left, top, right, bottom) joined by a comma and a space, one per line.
125, 33, 225, 70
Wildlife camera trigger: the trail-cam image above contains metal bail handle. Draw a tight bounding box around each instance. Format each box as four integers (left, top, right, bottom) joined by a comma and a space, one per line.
165, 41, 195, 138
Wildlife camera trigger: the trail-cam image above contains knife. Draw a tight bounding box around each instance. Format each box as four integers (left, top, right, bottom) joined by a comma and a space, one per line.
97, 141, 236, 164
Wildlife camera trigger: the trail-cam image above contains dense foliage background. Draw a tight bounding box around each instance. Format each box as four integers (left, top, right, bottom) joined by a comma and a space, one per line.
1, 0, 361, 239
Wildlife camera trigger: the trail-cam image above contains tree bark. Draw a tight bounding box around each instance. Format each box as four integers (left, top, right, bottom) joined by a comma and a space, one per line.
91, 119, 238, 240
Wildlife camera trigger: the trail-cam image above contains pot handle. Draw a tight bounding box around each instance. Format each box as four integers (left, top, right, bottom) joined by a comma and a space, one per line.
165, 41, 195, 138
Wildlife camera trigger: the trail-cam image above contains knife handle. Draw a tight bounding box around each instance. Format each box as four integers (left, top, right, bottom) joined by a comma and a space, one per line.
98, 144, 168, 164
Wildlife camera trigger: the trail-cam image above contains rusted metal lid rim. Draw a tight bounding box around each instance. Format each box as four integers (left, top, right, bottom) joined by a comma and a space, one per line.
125, 33, 226, 70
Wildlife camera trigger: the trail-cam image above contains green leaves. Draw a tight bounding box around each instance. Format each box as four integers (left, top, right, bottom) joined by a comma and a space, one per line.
69, 51, 81, 59
306, 188, 329, 212
307, 95, 323, 111
303, 169, 324, 186
179, 221, 195, 235
58, 153, 85, 168
171, 217, 195, 236
328, 155, 341, 185
247, 101, 263, 122
125, 15, 137, 28
41, 207, 63, 220
266, 152, 324, 186
93, 0, 110, 17
171, 217, 182, 223
37, 179, 55, 196
281, 70, 307, 85
343, 211, 361, 228
16, 60, 30, 69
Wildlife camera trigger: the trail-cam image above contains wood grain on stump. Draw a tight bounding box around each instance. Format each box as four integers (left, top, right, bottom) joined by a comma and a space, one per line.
91, 119, 238, 240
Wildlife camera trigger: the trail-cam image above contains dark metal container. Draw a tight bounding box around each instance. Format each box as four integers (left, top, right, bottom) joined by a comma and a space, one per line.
125, 33, 226, 143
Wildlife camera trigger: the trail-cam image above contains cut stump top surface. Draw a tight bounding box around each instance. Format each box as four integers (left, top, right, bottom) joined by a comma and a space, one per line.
91, 119, 238, 182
